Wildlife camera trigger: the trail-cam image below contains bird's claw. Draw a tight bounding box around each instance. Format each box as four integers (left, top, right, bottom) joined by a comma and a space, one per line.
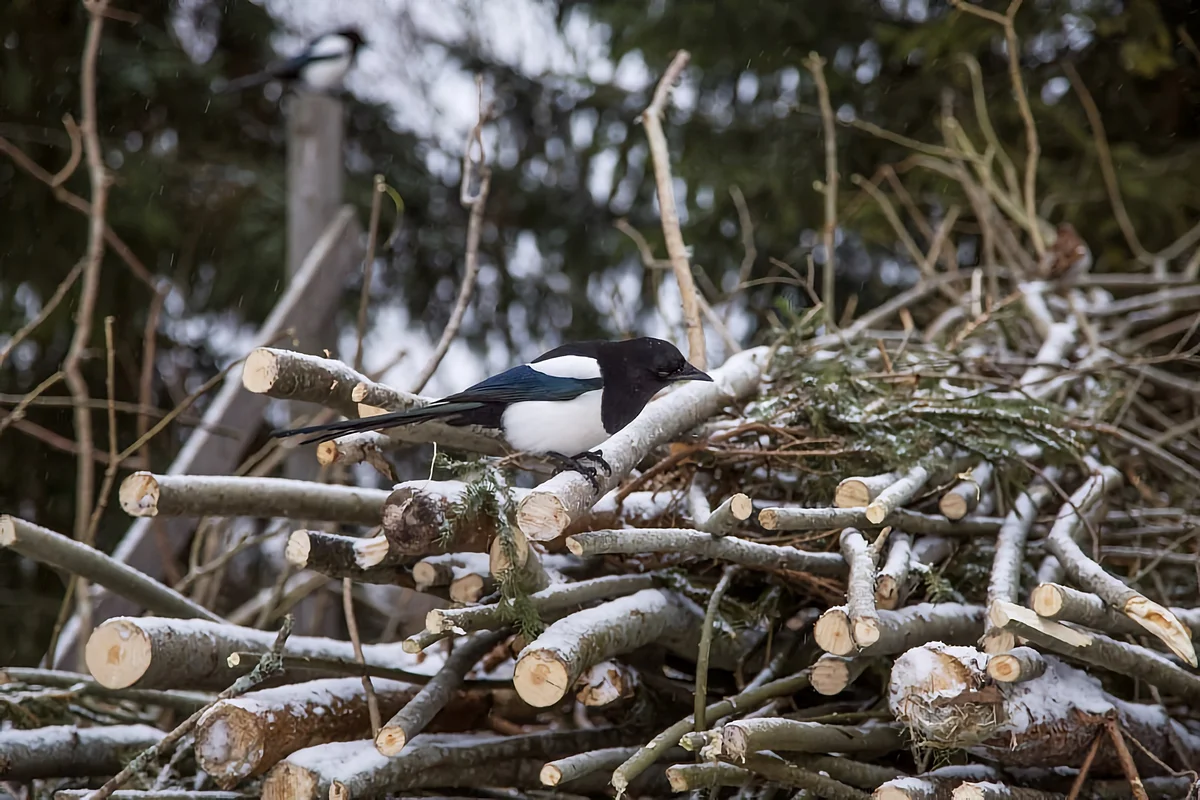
546, 451, 610, 492
576, 450, 613, 476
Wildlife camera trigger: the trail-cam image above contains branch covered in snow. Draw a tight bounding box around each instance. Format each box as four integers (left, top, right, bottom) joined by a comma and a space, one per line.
515, 346, 769, 542
566, 528, 846, 576
982, 476, 1056, 653
285, 529, 418, 586
814, 602, 985, 657
118, 472, 388, 525
0, 515, 220, 623
0, 725, 165, 780
840, 527, 881, 647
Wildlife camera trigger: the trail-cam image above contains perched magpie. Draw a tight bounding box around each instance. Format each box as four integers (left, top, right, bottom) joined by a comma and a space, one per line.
272, 337, 712, 486
218, 27, 366, 95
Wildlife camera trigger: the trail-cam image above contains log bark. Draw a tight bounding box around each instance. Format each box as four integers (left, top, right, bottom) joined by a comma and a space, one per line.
426, 572, 657, 634
720, 718, 905, 760
285, 529, 417, 586
840, 527, 881, 646
888, 641, 1200, 773
512, 588, 690, 707
541, 745, 688, 787
729, 753, 871, 800
0, 515, 221, 623
515, 346, 768, 541
0, 724, 164, 780
989, 601, 1200, 703
374, 631, 504, 755
874, 530, 913, 610
759, 506, 1003, 536
815, 602, 985, 657
1030, 583, 1200, 641
835, 472, 901, 508
84, 616, 413, 690
1043, 460, 1196, 666
666, 762, 753, 792
982, 477, 1057, 654
194, 677, 489, 785
565, 528, 846, 576
242, 347, 507, 455
262, 728, 627, 800
118, 472, 387, 525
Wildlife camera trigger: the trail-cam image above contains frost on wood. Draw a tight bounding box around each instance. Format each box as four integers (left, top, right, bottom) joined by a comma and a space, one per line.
426, 572, 657, 635
0, 724, 164, 780
194, 677, 486, 784
515, 346, 768, 542
84, 616, 416, 690
566, 528, 847, 576
118, 472, 388, 525
1042, 461, 1196, 666
0, 515, 220, 623
413, 552, 491, 591
887, 641, 1200, 773
814, 602, 985, 657
513, 588, 690, 707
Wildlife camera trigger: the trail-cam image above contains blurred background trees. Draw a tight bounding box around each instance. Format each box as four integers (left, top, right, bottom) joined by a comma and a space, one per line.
2, 0, 1199, 662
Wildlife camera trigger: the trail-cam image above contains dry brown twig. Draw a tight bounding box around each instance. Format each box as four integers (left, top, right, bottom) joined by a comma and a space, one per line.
804, 51, 840, 331
641, 49, 707, 368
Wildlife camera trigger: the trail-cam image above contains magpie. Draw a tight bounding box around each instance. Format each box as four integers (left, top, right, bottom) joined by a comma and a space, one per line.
218, 27, 366, 95
271, 337, 712, 487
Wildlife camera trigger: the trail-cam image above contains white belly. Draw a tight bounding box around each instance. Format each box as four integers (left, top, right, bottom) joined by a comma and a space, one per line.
301, 54, 351, 91
501, 390, 609, 455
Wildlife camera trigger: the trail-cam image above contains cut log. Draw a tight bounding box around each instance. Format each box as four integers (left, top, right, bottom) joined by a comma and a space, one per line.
985, 646, 1047, 684
815, 602, 985, 657
721, 718, 905, 760
810, 654, 871, 696
840, 527, 880, 646
285, 530, 417, 586
835, 472, 901, 509
939, 462, 994, 521
1030, 583, 1200, 642
575, 659, 640, 707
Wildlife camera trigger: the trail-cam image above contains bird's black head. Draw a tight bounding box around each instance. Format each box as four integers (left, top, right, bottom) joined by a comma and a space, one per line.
605, 337, 713, 389
334, 27, 367, 52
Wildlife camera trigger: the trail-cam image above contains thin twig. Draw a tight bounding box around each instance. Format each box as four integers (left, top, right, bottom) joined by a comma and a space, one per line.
641, 50, 706, 368
0, 260, 85, 368
354, 175, 387, 372
343, 577, 382, 737
410, 77, 491, 393
136, 284, 166, 461
694, 565, 740, 732
805, 51, 839, 331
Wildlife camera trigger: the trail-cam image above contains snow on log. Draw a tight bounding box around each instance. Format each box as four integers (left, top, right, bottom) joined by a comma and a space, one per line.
262, 728, 625, 800
427, 573, 657, 635
939, 462, 993, 521
0, 724, 164, 780
1043, 460, 1196, 666
85, 616, 415, 690
982, 477, 1057, 653
840, 527, 881, 646
835, 472, 901, 509
285, 530, 417, 586
759, 506, 1003, 536
815, 602, 985, 657
118, 472, 388, 525
194, 677, 489, 785
513, 588, 696, 707
989, 601, 1200, 702
515, 346, 768, 542
985, 646, 1047, 683
0, 515, 221, 623
242, 347, 506, 455
1030, 583, 1200, 642
720, 718, 905, 761
565, 528, 846, 576
888, 641, 1200, 772
810, 654, 871, 696
316, 431, 395, 468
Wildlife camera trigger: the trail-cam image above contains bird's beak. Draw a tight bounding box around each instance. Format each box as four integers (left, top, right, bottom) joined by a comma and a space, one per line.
670, 362, 713, 383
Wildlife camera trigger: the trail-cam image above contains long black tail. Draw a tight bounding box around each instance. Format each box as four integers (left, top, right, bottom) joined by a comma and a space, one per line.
215, 71, 276, 94
271, 402, 477, 446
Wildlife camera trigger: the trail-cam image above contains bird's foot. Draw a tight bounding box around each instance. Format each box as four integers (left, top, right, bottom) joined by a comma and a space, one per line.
545, 451, 609, 492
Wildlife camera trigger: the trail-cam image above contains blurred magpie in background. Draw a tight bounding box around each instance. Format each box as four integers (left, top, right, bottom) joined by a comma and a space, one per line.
218, 27, 366, 94
272, 337, 713, 487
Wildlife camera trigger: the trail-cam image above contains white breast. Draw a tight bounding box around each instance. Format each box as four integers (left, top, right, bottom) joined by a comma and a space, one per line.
500, 390, 609, 456
300, 53, 352, 91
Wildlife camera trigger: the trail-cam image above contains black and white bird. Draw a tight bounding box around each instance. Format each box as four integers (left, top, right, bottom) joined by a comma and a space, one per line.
272, 337, 712, 486
218, 27, 366, 95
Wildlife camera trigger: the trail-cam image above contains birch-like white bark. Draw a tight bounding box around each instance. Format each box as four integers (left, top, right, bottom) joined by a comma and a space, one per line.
938, 462, 993, 521
720, 718, 905, 761
1031, 582, 1200, 640
814, 602, 985, 657
516, 346, 768, 541
835, 472, 901, 508
874, 531, 913, 610
840, 528, 880, 646
0, 724, 165, 780
759, 506, 1002, 536
865, 456, 942, 525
